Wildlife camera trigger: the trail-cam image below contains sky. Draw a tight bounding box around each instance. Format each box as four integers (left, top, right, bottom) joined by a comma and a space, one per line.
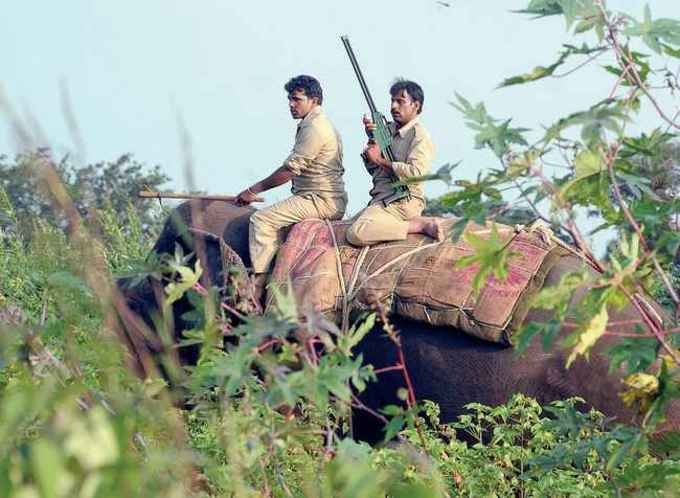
1, 0, 678, 222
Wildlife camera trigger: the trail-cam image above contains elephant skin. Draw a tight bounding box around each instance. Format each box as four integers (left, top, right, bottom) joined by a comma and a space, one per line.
123, 201, 680, 444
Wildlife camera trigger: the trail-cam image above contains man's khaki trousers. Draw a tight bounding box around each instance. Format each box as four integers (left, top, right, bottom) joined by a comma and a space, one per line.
249, 193, 346, 273
346, 197, 424, 247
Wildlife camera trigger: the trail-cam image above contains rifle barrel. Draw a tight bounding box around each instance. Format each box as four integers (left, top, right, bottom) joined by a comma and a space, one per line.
340, 36, 378, 114
341, 35, 397, 164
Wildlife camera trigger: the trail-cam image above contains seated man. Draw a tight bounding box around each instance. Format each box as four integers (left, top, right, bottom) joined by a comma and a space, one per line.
346, 79, 442, 246
235, 75, 347, 297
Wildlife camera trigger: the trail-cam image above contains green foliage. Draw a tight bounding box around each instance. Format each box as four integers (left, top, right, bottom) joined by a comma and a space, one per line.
451, 94, 529, 158
0, 151, 169, 236
546, 98, 630, 147
395, 162, 458, 188
565, 304, 608, 367
398, 394, 680, 497
624, 5, 680, 55
515, 0, 605, 37
455, 224, 514, 293
608, 336, 660, 375
513, 0, 564, 19
499, 43, 604, 88
435, 3, 680, 491
4, 192, 678, 496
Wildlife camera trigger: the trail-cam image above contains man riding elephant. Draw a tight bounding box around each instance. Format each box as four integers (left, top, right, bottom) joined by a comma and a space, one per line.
346, 79, 443, 246
235, 75, 347, 301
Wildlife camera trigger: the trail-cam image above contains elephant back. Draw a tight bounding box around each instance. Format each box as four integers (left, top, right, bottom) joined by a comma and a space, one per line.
153, 200, 254, 266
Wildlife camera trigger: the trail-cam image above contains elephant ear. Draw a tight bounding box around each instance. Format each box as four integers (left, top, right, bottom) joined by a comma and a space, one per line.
219, 239, 260, 316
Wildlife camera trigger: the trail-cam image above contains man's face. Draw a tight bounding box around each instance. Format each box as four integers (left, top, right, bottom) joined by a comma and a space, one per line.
288, 89, 317, 119
390, 89, 420, 126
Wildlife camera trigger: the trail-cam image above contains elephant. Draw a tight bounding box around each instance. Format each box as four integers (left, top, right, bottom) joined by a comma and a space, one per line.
122, 200, 680, 444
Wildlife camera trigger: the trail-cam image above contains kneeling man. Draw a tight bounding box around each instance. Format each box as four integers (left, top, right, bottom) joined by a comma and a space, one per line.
236, 75, 347, 295
346, 79, 442, 246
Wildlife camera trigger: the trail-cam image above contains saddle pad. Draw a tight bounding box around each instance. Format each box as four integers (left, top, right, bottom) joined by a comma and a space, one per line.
269, 218, 566, 344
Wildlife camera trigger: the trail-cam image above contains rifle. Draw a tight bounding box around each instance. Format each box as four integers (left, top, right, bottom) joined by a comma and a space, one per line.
340, 35, 410, 205
138, 191, 264, 203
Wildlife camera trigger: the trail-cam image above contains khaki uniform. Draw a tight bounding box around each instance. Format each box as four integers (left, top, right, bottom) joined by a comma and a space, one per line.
346, 117, 434, 246
250, 106, 346, 273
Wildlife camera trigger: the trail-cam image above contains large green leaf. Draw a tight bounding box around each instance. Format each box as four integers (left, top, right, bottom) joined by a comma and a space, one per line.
574, 149, 604, 178
338, 313, 376, 355
624, 5, 680, 54
566, 305, 609, 367
164, 259, 203, 306
544, 98, 628, 146
393, 162, 459, 187
559, 149, 607, 203
455, 224, 513, 293
514, 0, 602, 34
63, 407, 120, 471
514, 319, 563, 354
513, 0, 563, 19
662, 42, 680, 58
603, 50, 651, 86
452, 94, 529, 158
31, 439, 72, 498
499, 43, 605, 88
498, 61, 564, 88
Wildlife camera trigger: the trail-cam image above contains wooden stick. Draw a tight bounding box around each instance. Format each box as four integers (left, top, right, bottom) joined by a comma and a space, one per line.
138, 191, 264, 202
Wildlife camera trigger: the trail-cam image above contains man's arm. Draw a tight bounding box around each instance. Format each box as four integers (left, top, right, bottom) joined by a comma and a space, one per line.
235, 123, 324, 205
281, 124, 324, 176
235, 166, 295, 205
363, 135, 434, 180
250, 166, 295, 193
390, 135, 434, 180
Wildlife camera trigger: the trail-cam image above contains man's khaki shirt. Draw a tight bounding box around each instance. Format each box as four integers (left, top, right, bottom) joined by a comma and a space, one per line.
366, 117, 434, 204
283, 106, 346, 198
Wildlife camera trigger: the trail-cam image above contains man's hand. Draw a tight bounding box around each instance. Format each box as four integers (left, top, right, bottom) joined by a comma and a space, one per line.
363, 143, 390, 169
362, 115, 392, 169
363, 114, 376, 142
235, 188, 260, 206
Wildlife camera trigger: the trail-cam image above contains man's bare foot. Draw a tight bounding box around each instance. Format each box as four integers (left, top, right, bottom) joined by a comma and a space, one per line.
408, 217, 444, 241
423, 218, 444, 241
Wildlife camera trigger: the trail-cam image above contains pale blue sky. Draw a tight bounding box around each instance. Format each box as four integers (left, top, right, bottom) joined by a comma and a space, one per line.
2, 0, 677, 219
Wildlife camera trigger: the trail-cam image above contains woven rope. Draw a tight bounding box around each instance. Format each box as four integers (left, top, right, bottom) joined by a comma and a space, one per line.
348, 241, 443, 302
323, 220, 447, 329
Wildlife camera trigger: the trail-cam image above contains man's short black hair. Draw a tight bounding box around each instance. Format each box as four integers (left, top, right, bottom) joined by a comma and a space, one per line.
390, 79, 424, 113
284, 75, 323, 105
